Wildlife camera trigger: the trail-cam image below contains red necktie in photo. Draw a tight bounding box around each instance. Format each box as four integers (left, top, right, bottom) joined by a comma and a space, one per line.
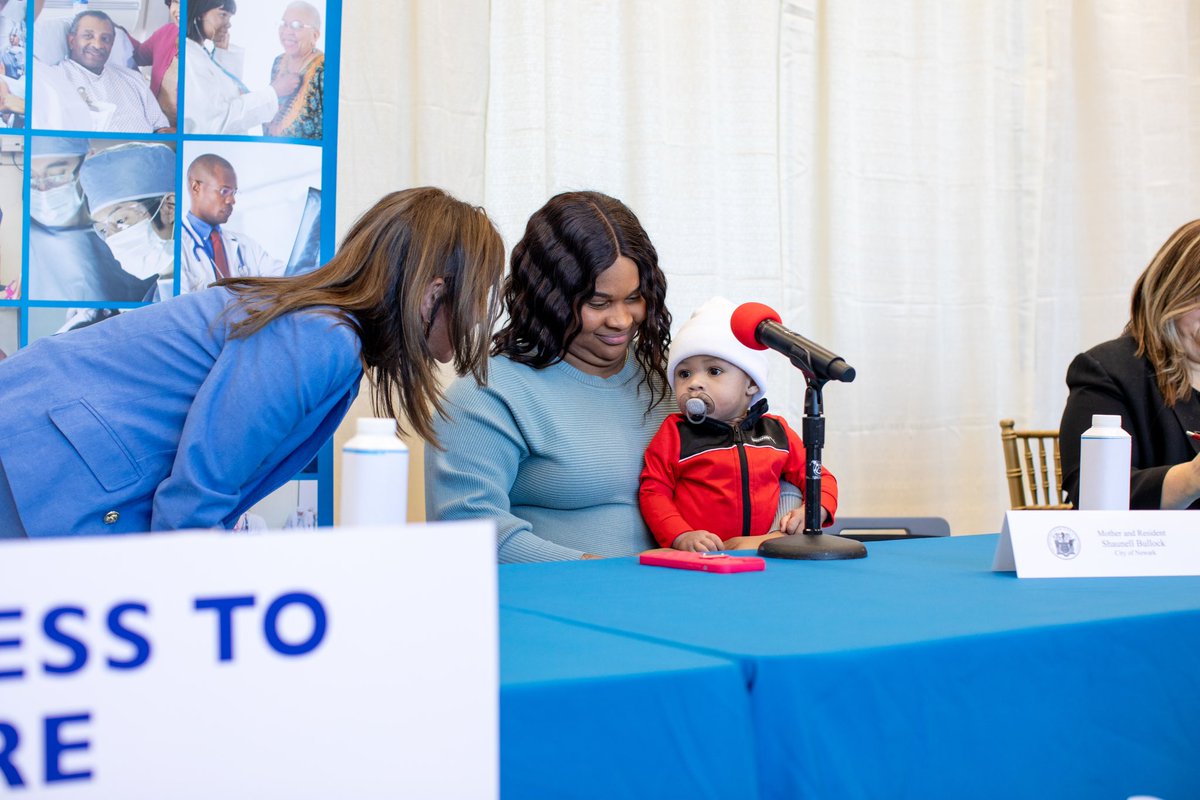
210, 228, 230, 280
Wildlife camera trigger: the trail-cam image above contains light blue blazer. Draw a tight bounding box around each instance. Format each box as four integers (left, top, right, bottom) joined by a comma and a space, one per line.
0, 287, 362, 537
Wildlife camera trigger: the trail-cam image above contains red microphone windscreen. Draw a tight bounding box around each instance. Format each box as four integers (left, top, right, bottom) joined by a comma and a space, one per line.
730, 302, 781, 350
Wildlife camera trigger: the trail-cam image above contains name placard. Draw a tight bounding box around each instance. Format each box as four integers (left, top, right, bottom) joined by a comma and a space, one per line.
0, 522, 497, 798
993, 510, 1200, 578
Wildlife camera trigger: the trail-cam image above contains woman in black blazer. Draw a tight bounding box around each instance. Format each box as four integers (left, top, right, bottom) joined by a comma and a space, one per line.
1060, 219, 1200, 509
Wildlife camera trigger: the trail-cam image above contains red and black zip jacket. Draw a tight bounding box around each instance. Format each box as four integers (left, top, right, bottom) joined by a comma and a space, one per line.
639, 401, 838, 547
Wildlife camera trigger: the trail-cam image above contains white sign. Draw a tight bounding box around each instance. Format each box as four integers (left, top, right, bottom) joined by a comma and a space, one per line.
993, 510, 1200, 578
0, 522, 497, 799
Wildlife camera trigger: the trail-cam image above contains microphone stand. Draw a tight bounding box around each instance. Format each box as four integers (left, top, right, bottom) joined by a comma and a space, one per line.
757, 350, 867, 561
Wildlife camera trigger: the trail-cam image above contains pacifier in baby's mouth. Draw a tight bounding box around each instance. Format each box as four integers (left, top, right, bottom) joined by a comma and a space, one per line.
684, 397, 708, 424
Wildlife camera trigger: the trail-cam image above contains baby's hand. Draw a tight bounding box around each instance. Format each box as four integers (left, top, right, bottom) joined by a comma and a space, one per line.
672, 530, 725, 552
780, 505, 831, 535
779, 508, 805, 535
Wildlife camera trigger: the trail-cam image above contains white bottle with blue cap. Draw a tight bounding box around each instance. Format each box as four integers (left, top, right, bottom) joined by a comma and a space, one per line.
1079, 414, 1131, 510
340, 417, 409, 526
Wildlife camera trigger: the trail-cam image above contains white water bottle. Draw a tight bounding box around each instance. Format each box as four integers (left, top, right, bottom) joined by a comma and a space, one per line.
340, 417, 409, 526
1079, 414, 1131, 510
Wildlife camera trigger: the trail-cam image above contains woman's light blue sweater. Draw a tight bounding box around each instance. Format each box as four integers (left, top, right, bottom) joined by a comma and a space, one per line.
425, 354, 670, 563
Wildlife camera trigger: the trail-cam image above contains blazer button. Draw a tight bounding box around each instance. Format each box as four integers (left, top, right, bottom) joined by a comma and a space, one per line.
104, 511, 120, 525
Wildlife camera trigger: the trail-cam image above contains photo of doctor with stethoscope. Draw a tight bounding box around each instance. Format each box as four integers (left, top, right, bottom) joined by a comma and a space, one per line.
180, 140, 320, 294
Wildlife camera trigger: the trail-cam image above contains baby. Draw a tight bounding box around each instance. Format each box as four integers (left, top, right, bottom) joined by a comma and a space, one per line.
639, 297, 838, 551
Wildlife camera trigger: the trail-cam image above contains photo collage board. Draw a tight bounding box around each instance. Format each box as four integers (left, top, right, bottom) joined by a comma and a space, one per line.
0, 0, 341, 529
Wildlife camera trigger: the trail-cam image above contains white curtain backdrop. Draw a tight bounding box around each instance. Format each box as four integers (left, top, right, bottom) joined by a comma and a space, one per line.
338, 0, 1200, 533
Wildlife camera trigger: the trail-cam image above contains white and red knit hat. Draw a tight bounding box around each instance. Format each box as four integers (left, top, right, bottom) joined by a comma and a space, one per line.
668, 297, 769, 406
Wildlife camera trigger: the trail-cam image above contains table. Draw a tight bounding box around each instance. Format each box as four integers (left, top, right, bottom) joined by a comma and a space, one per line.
499, 535, 1200, 799
499, 607, 760, 798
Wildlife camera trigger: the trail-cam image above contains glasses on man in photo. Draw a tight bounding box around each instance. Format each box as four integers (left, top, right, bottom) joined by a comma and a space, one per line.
198, 181, 238, 199
279, 19, 317, 31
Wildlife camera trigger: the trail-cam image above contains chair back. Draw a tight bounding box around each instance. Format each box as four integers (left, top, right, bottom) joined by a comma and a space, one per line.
999, 419, 1073, 509
824, 516, 951, 541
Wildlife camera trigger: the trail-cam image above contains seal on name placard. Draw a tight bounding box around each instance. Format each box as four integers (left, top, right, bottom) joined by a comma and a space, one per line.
1047, 526, 1080, 559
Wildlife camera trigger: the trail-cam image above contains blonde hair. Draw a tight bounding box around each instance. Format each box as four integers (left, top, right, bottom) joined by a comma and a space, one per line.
220, 188, 505, 445
1125, 219, 1200, 406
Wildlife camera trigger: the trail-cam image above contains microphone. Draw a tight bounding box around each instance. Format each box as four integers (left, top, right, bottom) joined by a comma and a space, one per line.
730, 302, 856, 383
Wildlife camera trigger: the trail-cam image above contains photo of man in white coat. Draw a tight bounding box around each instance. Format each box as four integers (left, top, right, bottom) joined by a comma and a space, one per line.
180, 153, 286, 294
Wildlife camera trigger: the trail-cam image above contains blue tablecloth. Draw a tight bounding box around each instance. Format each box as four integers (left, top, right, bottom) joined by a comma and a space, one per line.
499, 607, 759, 799
500, 535, 1200, 799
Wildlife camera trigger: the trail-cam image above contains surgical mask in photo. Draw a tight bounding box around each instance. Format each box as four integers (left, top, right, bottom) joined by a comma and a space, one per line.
30, 181, 84, 228
104, 218, 173, 280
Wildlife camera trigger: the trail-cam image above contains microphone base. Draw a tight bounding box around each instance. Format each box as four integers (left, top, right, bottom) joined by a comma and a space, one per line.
757, 532, 868, 561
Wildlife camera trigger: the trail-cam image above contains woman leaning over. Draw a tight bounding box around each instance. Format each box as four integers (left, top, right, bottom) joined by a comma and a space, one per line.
1060, 219, 1200, 509
0, 188, 504, 538
425, 191, 673, 562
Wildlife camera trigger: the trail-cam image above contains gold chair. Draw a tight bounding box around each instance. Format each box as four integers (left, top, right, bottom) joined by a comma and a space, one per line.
999, 419, 1073, 509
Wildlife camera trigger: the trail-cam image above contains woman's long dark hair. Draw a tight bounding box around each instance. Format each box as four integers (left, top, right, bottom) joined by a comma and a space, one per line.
219, 188, 505, 446
186, 0, 236, 44
492, 190, 671, 411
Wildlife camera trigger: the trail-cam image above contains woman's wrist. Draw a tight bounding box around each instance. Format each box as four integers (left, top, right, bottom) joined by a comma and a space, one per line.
1185, 457, 1200, 500
1159, 459, 1200, 509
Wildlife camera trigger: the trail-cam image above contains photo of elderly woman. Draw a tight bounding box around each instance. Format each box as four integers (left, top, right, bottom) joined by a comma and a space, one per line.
265, 1, 324, 139
184, 0, 327, 137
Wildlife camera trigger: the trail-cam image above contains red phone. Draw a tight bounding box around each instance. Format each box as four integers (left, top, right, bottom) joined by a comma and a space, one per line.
639, 550, 765, 573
